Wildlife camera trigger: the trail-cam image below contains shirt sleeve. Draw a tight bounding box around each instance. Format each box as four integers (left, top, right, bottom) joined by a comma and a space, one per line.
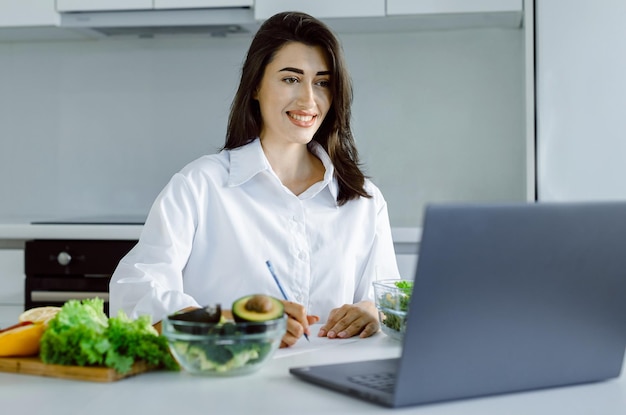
352, 186, 401, 304
109, 173, 201, 323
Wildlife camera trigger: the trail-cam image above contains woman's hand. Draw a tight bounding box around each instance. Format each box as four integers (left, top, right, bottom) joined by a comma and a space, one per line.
318, 301, 379, 339
280, 301, 320, 348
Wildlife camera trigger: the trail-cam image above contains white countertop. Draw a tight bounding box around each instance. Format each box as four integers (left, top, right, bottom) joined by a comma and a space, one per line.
0, 220, 420, 243
0, 223, 143, 241
0, 329, 624, 415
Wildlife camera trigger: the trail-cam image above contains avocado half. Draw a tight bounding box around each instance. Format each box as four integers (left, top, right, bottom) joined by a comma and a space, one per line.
168, 304, 222, 323
167, 304, 222, 335
232, 294, 284, 323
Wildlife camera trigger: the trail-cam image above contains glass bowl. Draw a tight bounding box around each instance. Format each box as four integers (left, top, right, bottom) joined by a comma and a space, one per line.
161, 315, 286, 376
373, 279, 413, 341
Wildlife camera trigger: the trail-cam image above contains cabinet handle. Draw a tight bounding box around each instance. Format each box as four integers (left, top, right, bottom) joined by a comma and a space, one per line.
57, 251, 72, 266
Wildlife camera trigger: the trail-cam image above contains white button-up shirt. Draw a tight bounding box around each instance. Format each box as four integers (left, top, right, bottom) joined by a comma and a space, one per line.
109, 138, 399, 323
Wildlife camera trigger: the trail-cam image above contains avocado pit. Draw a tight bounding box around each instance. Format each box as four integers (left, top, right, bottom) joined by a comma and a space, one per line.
244, 295, 273, 313
232, 294, 284, 323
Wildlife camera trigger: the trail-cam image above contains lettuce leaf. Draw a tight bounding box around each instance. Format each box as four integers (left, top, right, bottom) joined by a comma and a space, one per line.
40, 298, 178, 374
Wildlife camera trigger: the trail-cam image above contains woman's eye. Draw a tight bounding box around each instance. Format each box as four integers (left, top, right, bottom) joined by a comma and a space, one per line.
316, 79, 331, 88
283, 77, 299, 84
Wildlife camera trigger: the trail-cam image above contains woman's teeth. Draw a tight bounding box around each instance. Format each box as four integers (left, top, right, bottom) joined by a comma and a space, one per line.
288, 113, 315, 122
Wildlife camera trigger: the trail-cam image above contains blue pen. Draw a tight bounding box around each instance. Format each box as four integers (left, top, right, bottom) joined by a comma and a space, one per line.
265, 260, 310, 341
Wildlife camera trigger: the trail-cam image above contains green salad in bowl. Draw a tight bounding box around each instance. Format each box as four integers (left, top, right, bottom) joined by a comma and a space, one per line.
162, 295, 286, 376
373, 279, 413, 340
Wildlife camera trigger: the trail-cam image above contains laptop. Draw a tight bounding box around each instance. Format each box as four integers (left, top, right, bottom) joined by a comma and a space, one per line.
289, 202, 626, 408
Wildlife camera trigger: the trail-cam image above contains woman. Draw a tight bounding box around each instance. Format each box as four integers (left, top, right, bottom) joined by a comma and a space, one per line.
109, 11, 399, 347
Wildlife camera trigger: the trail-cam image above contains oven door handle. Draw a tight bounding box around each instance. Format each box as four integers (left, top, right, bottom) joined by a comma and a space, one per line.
30, 291, 110, 302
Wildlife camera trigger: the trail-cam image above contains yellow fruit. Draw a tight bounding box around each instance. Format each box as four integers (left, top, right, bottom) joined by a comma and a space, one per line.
19, 306, 61, 324
0, 323, 45, 357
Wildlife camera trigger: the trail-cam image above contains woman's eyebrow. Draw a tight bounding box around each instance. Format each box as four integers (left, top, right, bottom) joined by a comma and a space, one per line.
279, 67, 331, 76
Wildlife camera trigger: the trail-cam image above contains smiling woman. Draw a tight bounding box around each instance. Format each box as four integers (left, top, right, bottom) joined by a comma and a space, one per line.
224, 11, 365, 204
254, 42, 332, 195
254, 43, 332, 147
109, 11, 400, 349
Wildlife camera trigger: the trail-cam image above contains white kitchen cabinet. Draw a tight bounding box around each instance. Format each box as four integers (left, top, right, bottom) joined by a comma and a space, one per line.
56, 0, 152, 12
155, 0, 252, 9
254, 0, 385, 20
0, 249, 24, 328
387, 0, 523, 16
0, 0, 58, 27
535, 0, 626, 202
57, 0, 251, 12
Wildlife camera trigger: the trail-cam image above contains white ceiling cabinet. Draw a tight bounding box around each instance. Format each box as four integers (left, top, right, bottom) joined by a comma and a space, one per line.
386, 0, 523, 15
384, 0, 524, 30
254, 0, 385, 20
56, 0, 252, 12
0, 0, 58, 26
56, 0, 152, 12
155, 0, 252, 8
254, 0, 522, 31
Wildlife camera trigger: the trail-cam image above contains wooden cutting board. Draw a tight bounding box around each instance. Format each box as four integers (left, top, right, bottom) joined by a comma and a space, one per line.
0, 356, 155, 382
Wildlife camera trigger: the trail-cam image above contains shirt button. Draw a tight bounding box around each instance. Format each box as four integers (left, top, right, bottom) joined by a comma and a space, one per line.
298, 251, 307, 261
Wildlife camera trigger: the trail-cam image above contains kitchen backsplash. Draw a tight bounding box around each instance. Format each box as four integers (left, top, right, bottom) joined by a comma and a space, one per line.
0, 28, 526, 227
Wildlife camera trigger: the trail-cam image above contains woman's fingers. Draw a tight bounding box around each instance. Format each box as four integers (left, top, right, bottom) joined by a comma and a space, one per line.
318, 301, 379, 339
279, 301, 320, 347
307, 315, 320, 325
280, 317, 301, 348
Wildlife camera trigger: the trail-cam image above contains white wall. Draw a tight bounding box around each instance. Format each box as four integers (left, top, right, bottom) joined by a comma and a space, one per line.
0, 28, 526, 227
0, 249, 24, 327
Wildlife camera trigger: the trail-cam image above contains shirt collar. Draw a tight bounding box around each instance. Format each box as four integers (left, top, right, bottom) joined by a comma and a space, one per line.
308, 140, 339, 205
227, 138, 269, 187
227, 138, 339, 205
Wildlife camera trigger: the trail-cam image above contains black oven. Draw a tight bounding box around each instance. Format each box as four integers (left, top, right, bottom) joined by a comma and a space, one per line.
24, 240, 137, 316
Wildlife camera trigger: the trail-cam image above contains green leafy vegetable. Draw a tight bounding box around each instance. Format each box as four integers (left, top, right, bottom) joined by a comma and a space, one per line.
394, 280, 414, 297
378, 280, 414, 333
40, 298, 178, 374
39, 298, 110, 367
174, 340, 272, 373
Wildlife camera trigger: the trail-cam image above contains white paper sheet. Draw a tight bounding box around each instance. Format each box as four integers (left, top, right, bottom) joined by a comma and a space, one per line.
272, 324, 360, 358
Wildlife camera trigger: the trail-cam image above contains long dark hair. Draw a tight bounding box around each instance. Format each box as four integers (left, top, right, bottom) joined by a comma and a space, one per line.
224, 11, 370, 205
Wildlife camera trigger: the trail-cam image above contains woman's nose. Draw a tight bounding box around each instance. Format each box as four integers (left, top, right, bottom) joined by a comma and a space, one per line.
296, 83, 315, 107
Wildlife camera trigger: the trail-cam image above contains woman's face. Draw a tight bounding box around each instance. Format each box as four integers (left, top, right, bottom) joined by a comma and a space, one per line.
254, 42, 332, 146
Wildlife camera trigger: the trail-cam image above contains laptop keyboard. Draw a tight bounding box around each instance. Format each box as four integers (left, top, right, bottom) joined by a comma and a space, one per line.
347, 372, 396, 393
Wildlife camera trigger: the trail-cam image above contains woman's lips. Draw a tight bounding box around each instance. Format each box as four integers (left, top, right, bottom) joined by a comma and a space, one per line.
287, 111, 317, 127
